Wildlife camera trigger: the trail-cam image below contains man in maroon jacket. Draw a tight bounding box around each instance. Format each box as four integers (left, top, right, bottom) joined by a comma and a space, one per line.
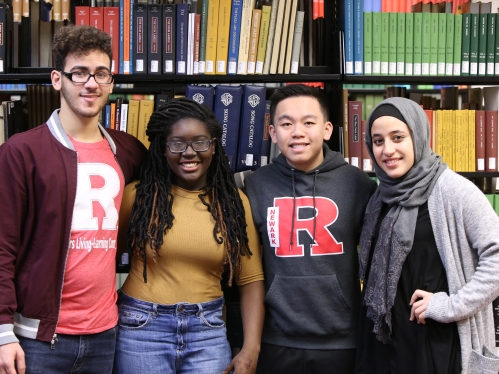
0, 25, 146, 373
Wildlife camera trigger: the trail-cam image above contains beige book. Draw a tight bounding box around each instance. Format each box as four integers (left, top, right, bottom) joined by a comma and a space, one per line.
62, 0, 70, 20
263, 0, 280, 74
12, 0, 22, 22
277, 0, 293, 74
52, 0, 61, 21
269, 0, 286, 74
126, 100, 140, 138
205, 0, 219, 74
255, 5, 271, 74
137, 100, 154, 149
247, 9, 261, 74
22, 0, 29, 18
236, 0, 256, 74
283, 0, 298, 74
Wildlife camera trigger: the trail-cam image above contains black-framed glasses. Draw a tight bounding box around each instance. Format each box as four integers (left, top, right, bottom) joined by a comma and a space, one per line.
60, 71, 114, 84
166, 139, 213, 153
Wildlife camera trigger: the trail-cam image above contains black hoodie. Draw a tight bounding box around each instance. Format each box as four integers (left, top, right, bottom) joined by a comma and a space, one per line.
244, 144, 377, 350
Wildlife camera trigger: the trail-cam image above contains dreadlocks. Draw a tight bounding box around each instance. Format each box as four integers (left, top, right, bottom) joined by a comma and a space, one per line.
127, 97, 252, 286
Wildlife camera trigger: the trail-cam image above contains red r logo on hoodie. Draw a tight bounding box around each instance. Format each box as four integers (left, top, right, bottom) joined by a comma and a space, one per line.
267, 197, 344, 257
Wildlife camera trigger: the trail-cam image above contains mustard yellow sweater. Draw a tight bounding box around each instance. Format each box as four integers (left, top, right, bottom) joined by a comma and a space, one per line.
119, 183, 264, 304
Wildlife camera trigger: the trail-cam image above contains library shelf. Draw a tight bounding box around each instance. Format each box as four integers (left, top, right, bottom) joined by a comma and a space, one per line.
344, 75, 499, 85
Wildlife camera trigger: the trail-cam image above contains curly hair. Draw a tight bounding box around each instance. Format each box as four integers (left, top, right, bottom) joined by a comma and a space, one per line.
127, 98, 252, 286
52, 25, 113, 71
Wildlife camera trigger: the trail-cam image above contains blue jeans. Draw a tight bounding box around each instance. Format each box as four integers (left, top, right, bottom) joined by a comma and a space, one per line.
18, 326, 116, 374
114, 290, 232, 374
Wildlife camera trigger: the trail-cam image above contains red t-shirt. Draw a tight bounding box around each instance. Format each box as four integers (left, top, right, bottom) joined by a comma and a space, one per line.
56, 136, 124, 334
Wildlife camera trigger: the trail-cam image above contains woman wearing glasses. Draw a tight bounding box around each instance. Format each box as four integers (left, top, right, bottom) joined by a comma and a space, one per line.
114, 98, 265, 374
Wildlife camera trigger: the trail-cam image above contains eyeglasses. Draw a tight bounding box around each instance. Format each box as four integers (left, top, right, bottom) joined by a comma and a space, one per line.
60, 71, 114, 84
166, 139, 213, 153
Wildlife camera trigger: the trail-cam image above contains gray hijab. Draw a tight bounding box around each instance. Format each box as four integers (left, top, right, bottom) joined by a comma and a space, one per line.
359, 97, 447, 343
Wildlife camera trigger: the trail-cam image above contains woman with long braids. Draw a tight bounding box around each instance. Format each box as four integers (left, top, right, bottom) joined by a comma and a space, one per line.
114, 98, 265, 374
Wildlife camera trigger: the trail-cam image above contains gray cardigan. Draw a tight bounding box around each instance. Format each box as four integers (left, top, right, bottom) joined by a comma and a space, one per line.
426, 169, 499, 374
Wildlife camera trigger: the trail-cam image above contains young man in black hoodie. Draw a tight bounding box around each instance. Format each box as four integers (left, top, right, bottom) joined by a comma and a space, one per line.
244, 84, 377, 374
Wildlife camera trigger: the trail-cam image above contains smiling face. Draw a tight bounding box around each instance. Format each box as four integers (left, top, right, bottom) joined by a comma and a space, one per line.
270, 96, 332, 172
52, 50, 113, 121
371, 116, 415, 179
165, 118, 215, 191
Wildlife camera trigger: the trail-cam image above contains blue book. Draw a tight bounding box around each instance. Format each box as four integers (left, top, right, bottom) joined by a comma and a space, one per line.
129, 0, 135, 74
344, 0, 354, 74
237, 85, 266, 172
213, 85, 243, 173
353, 0, 364, 75
185, 85, 215, 111
227, 0, 243, 75
147, 4, 162, 75
103, 104, 111, 128
162, 4, 176, 74
133, 3, 148, 74
176, 3, 189, 75
199, 0, 209, 74
260, 100, 271, 167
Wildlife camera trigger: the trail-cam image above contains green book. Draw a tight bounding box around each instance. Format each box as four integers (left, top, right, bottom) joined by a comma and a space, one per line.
461, 13, 471, 75
381, 12, 389, 75
429, 12, 439, 76
413, 12, 422, 75
496, 14, 499, 75
421, 11, 431, 75
478, 12, 488, 76
486, 13, 495, 76
469, 4, 480, 75
389, 12, 397, 75
486, 194, 495, 207
405, 12, 414, 76
372, 12, 381, 75
365, 94, 375, 120
364, 12, 373, 75
438, 13, 447, 76
397, 12, 405, 75
445, 13, 454, 76
453, 14, 462, 76
494, 194, 499, 216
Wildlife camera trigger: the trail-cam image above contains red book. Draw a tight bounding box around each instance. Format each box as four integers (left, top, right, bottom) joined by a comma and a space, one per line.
475, 110, 486, 171
194, 13, 201, 75
75, 6, 89, 26
89, 7, 103, 31
348, 100, 362, 169
103, 7, 120, 74
361, 119, 372, 171
485, 110, 498, 171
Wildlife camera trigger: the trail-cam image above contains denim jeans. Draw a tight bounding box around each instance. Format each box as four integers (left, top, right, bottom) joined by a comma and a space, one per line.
18, 326, 116, 374
114, 290, 232, 374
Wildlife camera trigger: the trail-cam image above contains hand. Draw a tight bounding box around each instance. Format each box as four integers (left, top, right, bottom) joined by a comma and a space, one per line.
0, 342, 25, 374
222, 347, 259, 374
410, 289, 434, 325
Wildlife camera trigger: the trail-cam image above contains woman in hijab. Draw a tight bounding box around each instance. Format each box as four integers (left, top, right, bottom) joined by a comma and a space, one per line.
355, 97, 499, 374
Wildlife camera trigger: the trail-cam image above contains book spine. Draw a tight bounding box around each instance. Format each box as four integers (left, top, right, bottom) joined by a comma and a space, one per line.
260, 100, 271, 166
469, 12, 479, 75
496, 14, 499, 75
372, 11, 381, 75
119, 103, 128, 132
405, 12, 413, 76
216, 0, 231, 74
363, 12, 372, 75
255, 5, 271, 74
290, 10, 304, 74
126, 100, 140, 138
437, 13, 446, 76
262, 0, 279, 75
148, 4, 161, 75
89, 7, 103, 30
103, 7, 119, 74
413, 12, 422, 76
486, 13, 495, 76
213, 85, 243, 172
228, 0, 243, 75
452, 14, 462, 77
269, 0, 286, 74
119, 0, 124, 73
388, 12, 397, 75
132, 3, 147, 74
237, 85, 266, 171
380, 12, 389, 75
445, 13, 454, 76
461, 13, 470, 76
187, 12, 194, 75
176, 3, 189, 75
429, 12, 438, 76
486, 110, 498, 171
162, 4, 176, 74
478, 12, 488, 76
185, 85, 215, 110
123, 0, 131, 74
283, 0, 298, 75
361, 119, 372, 171
353, 0, 364, 74
75, 6, 90, 25
348, 100, 362, 169
237, 0, 255, 75
199, 0, 209, 74
247, 8, 261, 74
468, 109, 476, 172
396, 12, 405, 76
276, 0, 293, 74
344, 0, 354, 74
194, 13, 201, 74
205, 0, 219, 75
0, 4, 6, 73
129, 0, 134, 74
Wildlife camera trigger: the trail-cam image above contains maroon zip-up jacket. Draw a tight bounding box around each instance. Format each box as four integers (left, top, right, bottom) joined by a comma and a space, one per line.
0, 110, 147, 345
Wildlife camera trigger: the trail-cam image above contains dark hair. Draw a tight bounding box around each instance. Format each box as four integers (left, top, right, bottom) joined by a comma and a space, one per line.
269, 84, 329, 124
52, 25, 113, 71
127, 98, 252, 286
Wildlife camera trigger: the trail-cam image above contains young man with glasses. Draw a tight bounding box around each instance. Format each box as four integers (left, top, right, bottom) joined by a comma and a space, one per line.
0, 25, 147, 373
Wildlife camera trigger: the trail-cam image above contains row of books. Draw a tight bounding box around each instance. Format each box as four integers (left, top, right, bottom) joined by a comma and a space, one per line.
105, 83, 271, 173
71, 0, 322, 76
345, 0, 499, 76
364, 0, 475, 16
